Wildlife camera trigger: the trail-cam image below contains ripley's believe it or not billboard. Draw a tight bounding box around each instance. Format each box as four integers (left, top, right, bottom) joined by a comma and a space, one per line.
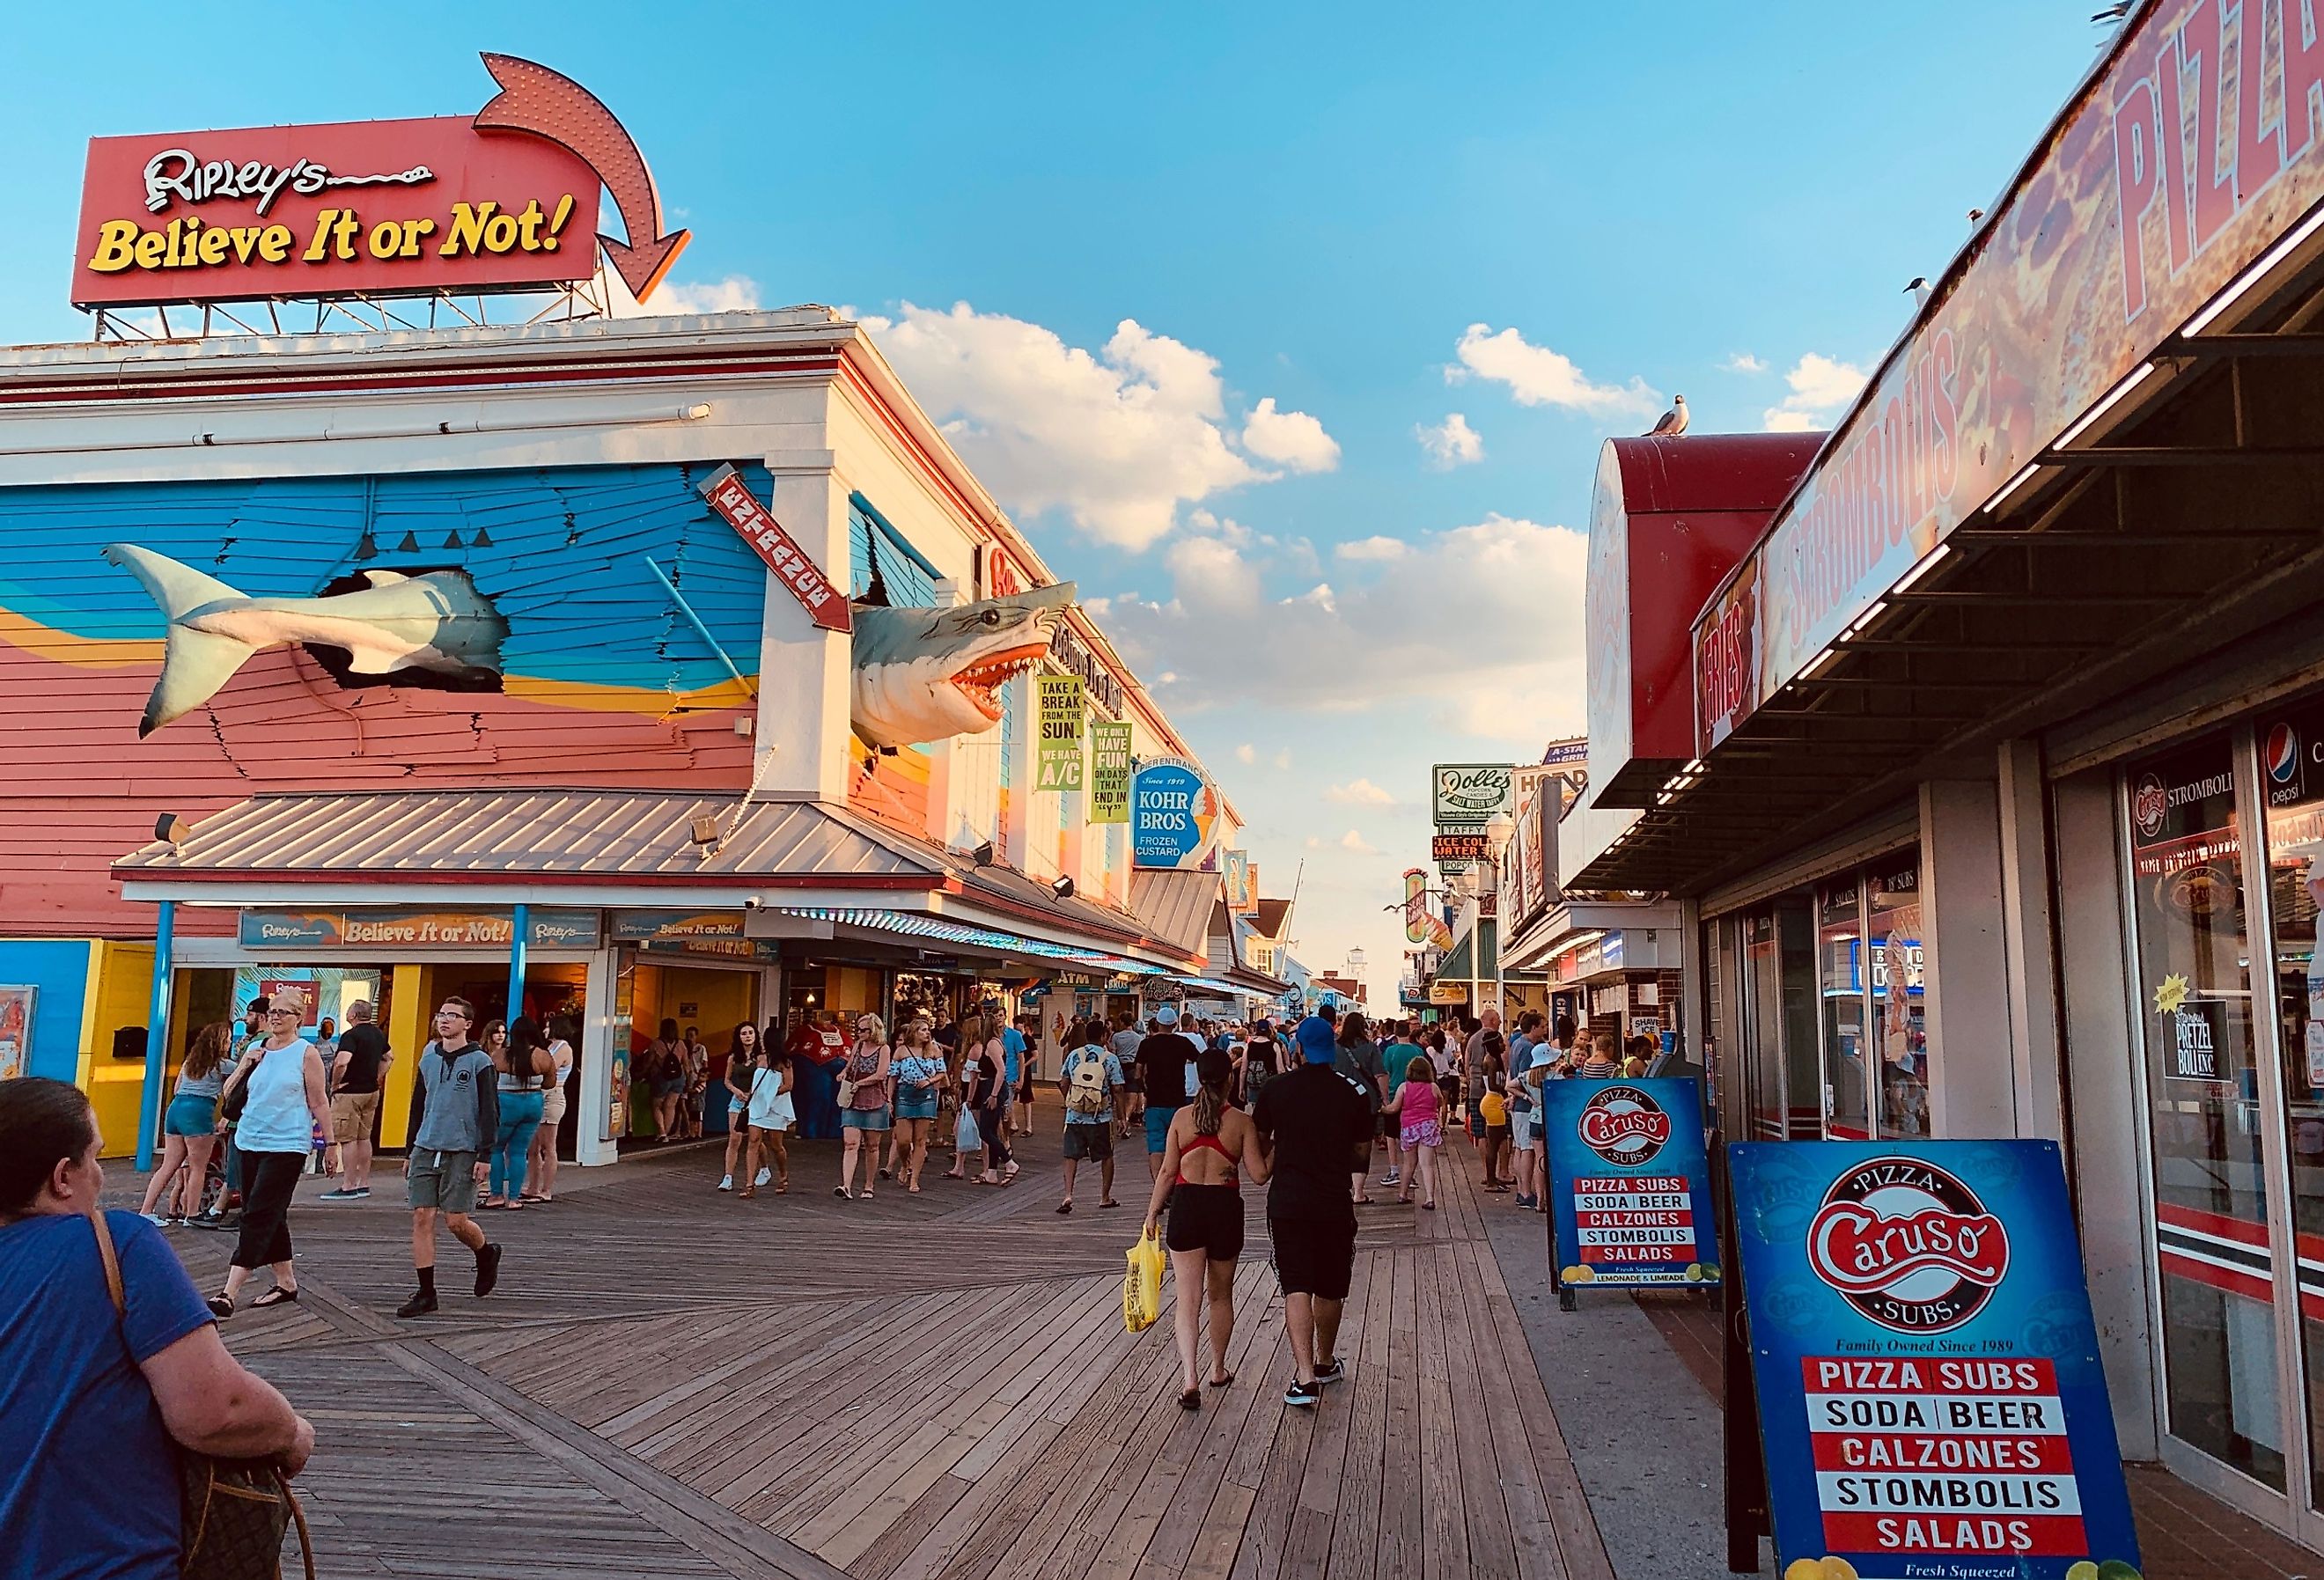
1731, 1140, 2139, 1580
1695, 0, 2324, 754
73, 54, 687, 309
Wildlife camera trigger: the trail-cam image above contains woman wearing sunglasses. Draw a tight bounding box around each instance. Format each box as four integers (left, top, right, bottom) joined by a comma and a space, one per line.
835, 1014, 894, 1200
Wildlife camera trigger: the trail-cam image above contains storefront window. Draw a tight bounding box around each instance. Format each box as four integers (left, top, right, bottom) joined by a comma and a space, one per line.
1744, 911, 1783, 1140
2129, 734, 2284, 1491
2260, 697, 2324, 1511
1867, 855, 1930, 1137
1817, 877, 1871, 1139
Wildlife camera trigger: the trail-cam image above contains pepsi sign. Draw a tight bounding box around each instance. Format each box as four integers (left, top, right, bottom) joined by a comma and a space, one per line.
1730, 1140, 2138, 1580
2260, 700, 2324, 808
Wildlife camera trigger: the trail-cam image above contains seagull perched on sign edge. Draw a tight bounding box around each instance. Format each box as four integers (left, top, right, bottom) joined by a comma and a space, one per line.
1906, 276, 1931, 308
1646, 394, 1688, 437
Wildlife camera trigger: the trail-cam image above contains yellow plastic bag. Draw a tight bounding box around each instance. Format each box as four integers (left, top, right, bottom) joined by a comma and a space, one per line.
1123, 1226, 1166, 1333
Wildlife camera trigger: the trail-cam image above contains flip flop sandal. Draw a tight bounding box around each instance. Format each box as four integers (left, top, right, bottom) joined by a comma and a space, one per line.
1178, 1389, 1202, 1411
205, 1293, 234, 1319
1209, 1372, 1236, 1389
251, 1286, 299, 1309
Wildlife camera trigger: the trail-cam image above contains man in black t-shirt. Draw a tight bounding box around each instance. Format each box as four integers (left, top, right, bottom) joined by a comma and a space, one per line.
1252, 1016, 1372, 1408
1135, 1006, 1202, 1180
320, 999, 393, 1202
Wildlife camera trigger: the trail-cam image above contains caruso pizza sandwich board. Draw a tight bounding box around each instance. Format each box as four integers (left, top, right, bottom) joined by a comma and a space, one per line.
1727, 1140, 2140, 1580
1541, 1077, 1717, 1296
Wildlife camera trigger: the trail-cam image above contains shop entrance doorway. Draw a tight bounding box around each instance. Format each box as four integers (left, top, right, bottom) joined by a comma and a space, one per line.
2125, 707, 2324, 1548
620, 958, 766, 1146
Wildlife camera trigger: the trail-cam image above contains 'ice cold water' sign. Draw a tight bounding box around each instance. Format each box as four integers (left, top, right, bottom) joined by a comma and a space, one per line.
1729, 1141, 2139, 1580
1542, 1078, 1717, 1290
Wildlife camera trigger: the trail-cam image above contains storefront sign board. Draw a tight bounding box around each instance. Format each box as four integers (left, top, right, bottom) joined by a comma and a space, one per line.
1697, 0, 2324, 747
1225, 849, 1254, 913
1403, 868, 1429, 945
1432, 763, 1513, 824
1543, 1077, 1716, 1290
1728, 1140, 2138, 1580
1131, 757, 1220, 870
1089, 721, 1132, 824
73, 115, 601, 307
1036, 674, 1085, 790
1431, 831, 1489, 863
239, 907, 600, 949
698, 465, 850, 633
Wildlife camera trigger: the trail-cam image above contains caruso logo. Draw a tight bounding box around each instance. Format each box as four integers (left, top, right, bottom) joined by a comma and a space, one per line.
1806, 1156, 2009, 1334
1576, 1085, 1671, 1167
2131, 772, 2167, 839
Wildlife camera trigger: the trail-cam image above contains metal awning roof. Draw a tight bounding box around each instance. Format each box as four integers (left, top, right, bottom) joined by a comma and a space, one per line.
775, 907, 1166, 975
116, 789, 934, 881
1167, 973, 1245, 996
114, 788, 1166, 956
1129, 868, 1221, 959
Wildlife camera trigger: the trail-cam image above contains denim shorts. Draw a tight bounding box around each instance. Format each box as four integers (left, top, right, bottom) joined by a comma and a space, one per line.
165, 1093, 217, 1137
894, 1091, 938, 1121
842, 1108, 892, 1132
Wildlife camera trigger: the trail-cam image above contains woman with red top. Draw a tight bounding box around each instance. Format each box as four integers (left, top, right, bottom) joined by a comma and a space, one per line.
1143, 1047, 1269, 1411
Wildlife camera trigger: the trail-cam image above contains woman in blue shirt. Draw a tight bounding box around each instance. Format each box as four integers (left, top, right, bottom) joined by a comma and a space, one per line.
886, 1018, 947, 1194
0, 1077, 313, 1579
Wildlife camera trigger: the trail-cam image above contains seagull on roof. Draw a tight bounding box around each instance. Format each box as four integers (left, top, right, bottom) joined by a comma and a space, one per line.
1906, 276, 1931, 308
1646, 394, 1688, 437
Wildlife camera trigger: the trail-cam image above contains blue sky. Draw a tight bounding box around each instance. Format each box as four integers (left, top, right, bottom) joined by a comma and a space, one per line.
2, 2, 2107, 996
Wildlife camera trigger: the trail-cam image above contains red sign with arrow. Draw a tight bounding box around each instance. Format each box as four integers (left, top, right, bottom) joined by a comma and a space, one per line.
72, 53, 685, 310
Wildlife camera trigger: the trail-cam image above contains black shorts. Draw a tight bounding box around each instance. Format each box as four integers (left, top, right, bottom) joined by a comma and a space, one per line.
1062, 1122, 1114, 1161
1166, 1183, 1245, 1261
1269, 1211, 1357, 1300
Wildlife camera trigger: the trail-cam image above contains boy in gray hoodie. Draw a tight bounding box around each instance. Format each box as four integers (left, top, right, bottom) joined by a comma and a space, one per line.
397, 997, 502, 1319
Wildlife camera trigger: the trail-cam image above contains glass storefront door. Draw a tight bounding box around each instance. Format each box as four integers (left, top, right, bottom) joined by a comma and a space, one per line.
2128, 733, 2286, 1495
2258, 697, 2324, 1519
1818, 876, 1872, 1139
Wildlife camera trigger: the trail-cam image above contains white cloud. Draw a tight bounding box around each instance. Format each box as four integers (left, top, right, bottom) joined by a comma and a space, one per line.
1451, 324, 1660, 419
1722, 352, 1768, 374
1334, 536, 1409, 563
1327, 778, 1397, 806
1762, 352, 1868, 432
1416, 412, 1484, 469
1304, 835, 1322, 850
1164, 535, 1261, 611
1235, 743, 1257, 765
858, 303, 1322, 551
1339, 829, 1379, 855
605, 269, 762, 317
1108, 512, 1587, 745
1240, 398, 1341, 474
1274, 749, 1293, 770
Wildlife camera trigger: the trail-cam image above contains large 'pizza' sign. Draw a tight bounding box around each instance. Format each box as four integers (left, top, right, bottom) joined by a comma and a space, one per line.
72, 54, 687, 309
1543, 1077, 1717, 1290
1696, 0, 2324, 752
1730, 1141, 2138, 1580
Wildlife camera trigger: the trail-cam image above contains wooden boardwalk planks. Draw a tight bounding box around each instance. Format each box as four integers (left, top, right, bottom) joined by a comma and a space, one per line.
143, 1122, 1603, 1579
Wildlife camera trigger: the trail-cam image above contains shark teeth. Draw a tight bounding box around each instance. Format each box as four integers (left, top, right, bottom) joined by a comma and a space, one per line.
952, 651, 1040, 717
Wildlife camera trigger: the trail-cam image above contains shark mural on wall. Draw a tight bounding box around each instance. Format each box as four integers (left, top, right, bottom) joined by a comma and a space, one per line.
850, 581, 1075, 749
102, 543, 510, 737
102, 538, 1072, 753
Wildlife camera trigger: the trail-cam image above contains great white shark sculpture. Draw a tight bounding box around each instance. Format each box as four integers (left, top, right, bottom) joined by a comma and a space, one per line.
102, 544, 509, 737
103, 540, 1075, 752
850, 581, 1075, 749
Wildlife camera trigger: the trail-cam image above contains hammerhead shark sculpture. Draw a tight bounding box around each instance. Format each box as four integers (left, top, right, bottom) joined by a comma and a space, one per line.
850, 581, 1075, 749
102, 544, 509, 737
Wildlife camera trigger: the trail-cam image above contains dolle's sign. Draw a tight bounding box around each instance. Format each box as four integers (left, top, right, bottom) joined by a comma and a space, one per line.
1730, 1141, 2138, 1580
74, 54, 686, 309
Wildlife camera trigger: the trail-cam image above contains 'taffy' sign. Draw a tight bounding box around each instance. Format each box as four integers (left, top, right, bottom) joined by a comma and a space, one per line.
1728, 1141, 2138, 1580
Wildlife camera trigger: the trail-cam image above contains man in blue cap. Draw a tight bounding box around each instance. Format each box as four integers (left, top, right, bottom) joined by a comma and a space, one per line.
1251, 1014, 1372, 1407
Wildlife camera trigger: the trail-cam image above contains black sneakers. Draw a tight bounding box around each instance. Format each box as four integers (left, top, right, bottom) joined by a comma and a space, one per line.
474, 1242, 503, 1298
1313, 1357, 1346, 1385
1283, 1378, 1320, 1408
395, 1290, 438, 1319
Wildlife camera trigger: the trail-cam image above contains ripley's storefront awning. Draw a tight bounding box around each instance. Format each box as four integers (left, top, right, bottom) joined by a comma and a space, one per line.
113, 787, 1186, 974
